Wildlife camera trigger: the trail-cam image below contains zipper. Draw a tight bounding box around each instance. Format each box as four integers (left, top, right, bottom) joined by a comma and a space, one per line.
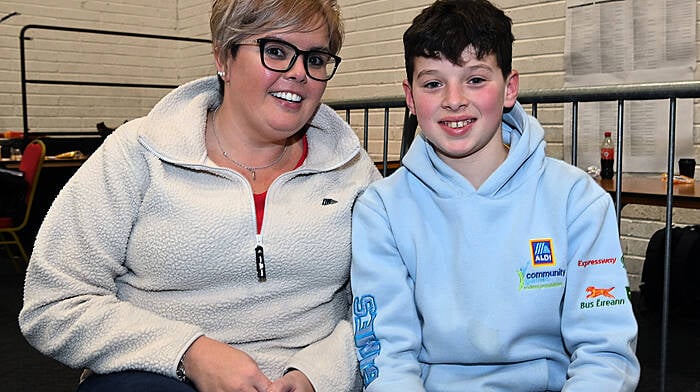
255, 234, 266, 282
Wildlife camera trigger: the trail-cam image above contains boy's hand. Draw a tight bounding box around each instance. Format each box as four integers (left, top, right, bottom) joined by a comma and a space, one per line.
184, 335, 272, 392
267, 369, 315, 392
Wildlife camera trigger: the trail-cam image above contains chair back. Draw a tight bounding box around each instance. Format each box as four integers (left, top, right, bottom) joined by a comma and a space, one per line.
0, 139, 45, 263
17, 139, 46, 216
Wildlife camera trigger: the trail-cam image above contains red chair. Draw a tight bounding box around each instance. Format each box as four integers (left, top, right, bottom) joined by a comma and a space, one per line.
0, 139, 46, 265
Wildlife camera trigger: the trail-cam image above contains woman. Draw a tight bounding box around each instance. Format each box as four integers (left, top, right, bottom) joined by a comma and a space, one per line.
19, 1, 380, 391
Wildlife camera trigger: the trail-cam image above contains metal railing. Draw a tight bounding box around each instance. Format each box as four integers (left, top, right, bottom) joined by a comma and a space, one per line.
328, 80, 700, 392
327, 98, 414, 176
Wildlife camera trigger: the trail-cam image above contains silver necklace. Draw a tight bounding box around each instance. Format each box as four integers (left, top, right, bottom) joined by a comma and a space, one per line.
210, 110, 288, 181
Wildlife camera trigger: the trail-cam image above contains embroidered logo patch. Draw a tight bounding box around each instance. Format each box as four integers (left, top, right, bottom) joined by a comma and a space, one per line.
321, 198, 338, 205
530, 238, 555, 267
518, 262, 566, 290
579, 286, 628, 309
586, 286, 615, 298
577, 257, 617, 268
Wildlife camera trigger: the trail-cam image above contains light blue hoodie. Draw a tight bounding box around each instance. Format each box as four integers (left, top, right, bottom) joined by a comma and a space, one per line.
351, 102, 640, 392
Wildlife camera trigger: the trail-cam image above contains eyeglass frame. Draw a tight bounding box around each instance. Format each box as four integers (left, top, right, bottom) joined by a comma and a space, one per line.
236, 38, 342, 82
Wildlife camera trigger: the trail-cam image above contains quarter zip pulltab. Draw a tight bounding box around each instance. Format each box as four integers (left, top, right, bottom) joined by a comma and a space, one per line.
255, 234, 266, 282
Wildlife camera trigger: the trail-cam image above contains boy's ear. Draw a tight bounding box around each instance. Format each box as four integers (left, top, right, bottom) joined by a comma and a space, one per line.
503, 70, 519, 109
402, 79, 416, 115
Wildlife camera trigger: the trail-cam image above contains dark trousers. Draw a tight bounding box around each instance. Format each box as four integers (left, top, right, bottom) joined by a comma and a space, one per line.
77, 370, 197, 392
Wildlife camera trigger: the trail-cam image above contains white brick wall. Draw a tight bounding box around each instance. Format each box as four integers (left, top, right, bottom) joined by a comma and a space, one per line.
176, 0, 214, 81
0, 0, 207, 134
1, 0, 698, 288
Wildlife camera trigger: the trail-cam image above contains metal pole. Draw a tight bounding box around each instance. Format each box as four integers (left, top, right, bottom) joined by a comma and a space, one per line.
383, 108, 389, 176
363, 108, 369, 151
571, 102, 578, 166
659, 98, 677, 392
614, 100, 624, 222
20, 25, 29, 137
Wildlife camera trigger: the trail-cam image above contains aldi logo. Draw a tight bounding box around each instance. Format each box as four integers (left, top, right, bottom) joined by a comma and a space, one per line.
530, 239, 555, 267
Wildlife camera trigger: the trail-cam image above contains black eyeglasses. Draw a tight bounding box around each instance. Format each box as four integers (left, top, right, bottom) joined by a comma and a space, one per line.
237, 38, 341, 82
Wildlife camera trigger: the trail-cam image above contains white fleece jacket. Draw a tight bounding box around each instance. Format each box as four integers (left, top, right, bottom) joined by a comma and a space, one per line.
19, 76, 380, 391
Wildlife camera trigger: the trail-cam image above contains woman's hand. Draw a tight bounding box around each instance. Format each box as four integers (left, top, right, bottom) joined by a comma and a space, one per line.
267, 370, 315, 392
184, 335, 272, 392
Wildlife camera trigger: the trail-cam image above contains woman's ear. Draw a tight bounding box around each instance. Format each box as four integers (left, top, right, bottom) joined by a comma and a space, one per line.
213, 45, 227, 78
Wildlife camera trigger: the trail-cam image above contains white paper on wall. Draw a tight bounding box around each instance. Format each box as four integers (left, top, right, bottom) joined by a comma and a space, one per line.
563, 0, 696, 173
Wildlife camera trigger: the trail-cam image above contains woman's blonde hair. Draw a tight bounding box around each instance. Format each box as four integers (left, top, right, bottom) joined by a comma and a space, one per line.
210, 0, 344, 62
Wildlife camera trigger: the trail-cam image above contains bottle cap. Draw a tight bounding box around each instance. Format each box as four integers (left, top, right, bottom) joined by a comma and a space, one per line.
604, 131, 611, 137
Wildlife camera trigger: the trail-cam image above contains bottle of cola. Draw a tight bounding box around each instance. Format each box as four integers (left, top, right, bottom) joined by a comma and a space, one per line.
600, 131, 614, 179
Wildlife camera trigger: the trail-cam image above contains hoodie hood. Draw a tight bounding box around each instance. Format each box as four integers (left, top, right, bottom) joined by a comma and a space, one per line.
401, 102, 547, 198
134, 76, 362, 172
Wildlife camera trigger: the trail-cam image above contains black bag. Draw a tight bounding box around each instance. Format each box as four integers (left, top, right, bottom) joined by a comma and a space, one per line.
0, 167, 26, 226
639, 225, 700, 317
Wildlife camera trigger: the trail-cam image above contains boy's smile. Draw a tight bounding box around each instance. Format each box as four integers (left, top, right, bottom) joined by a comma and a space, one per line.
403, 47, 519, 184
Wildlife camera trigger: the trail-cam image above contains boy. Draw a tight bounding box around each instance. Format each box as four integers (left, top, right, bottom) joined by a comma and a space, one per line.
350, 0, 640, 391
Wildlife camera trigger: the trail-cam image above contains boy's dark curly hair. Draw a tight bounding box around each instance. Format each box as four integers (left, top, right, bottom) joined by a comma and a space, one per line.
403, 0, 514, 82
